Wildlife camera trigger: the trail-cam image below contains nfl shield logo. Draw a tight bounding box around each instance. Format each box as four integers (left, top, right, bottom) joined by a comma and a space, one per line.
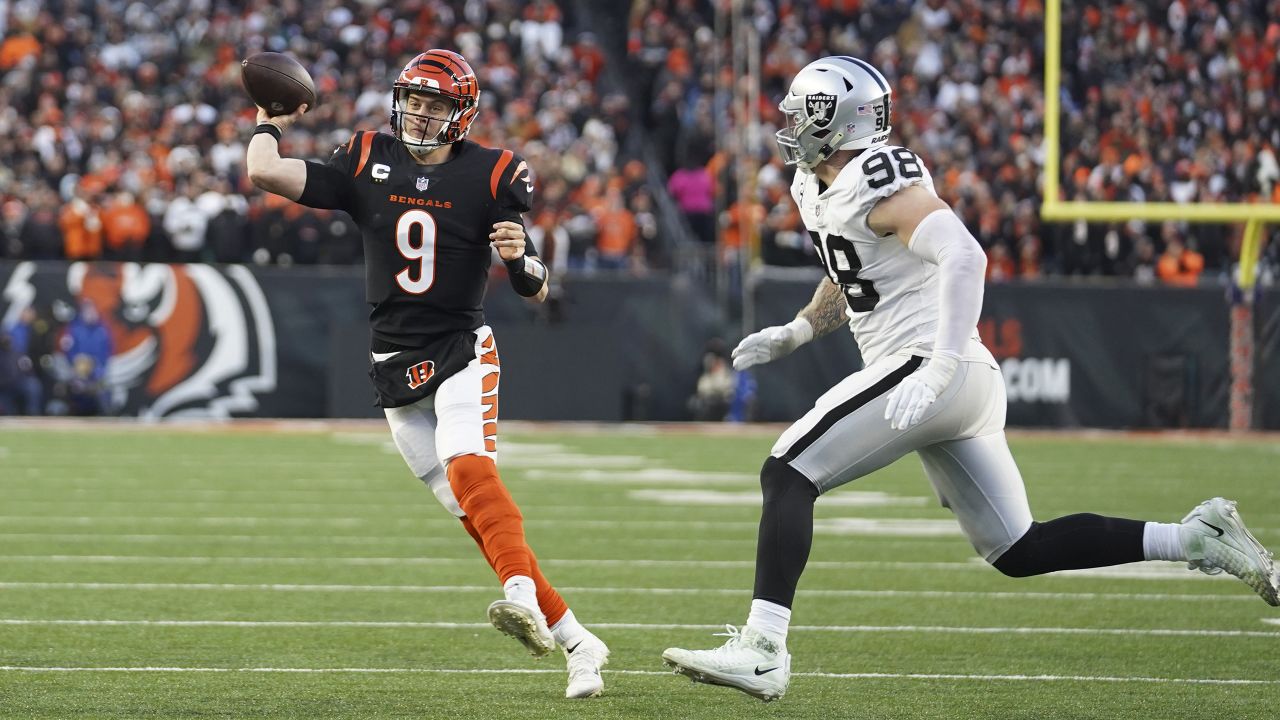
416, 177, 431, 192
806, 93, 836, 128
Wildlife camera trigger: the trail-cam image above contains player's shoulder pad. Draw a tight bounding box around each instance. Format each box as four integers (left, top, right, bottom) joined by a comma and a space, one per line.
330, 130, 395, 178
834, 143, 933, 210
484, 145, 533, 209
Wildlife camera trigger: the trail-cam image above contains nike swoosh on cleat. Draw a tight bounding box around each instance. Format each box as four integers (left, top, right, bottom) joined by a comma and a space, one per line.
753, 666, 778, 675
565, 642, 582, 654
1199, 519, 1225, 537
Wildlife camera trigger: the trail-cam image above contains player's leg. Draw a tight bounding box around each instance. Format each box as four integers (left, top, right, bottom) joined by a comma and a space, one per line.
384, 393, 466, 516
664, 352, 936, 701
921, 362, 1279, 605
437, 327, 608, 695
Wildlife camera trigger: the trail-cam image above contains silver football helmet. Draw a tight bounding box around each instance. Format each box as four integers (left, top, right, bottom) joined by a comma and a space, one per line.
775, 56, 893, 172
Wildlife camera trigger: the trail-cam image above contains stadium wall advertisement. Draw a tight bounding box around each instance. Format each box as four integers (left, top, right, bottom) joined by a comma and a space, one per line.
2, 262, 1275, 428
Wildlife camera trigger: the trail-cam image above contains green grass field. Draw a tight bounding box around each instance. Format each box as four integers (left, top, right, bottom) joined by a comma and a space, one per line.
0, 421, 1277, 719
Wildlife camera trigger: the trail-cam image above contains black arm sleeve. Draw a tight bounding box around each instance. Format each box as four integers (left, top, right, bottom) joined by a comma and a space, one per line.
504, 255, 548, 297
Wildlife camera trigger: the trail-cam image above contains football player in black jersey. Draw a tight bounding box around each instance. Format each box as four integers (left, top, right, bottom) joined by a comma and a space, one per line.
245, 49, 609, 699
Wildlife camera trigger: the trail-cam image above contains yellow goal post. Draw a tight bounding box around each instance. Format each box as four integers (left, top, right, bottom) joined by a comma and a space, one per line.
1040, 0, 1275, 429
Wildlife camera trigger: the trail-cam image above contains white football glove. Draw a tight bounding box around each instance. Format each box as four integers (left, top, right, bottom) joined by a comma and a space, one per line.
884, 352, 960, 430
731, 318, 814, 371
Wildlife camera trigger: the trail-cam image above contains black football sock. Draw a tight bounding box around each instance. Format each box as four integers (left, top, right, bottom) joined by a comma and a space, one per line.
752, 456, 820, 608
993, 513, 1146, 577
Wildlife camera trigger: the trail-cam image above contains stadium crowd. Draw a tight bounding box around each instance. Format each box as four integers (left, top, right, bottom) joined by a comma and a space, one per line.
0, 0, 1277, 286
0, 0, 657, 274
628, 0, 1280, 284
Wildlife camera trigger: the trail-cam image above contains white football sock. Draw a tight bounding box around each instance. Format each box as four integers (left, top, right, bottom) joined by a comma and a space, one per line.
1142, 522, 1187, 562
502, 575, 539, 611
746, 598, 791, 647
550, 609, 590, 650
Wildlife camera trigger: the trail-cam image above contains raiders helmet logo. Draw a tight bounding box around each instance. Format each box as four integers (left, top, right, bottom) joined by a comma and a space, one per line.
806, 93, 837, 128
0, 262, 277, 418
406, 359, 436, 389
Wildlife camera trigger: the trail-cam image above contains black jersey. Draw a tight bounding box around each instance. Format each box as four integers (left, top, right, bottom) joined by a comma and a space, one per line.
297, 133, 535, 348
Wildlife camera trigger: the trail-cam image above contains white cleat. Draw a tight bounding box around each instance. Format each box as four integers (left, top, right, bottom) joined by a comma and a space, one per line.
487, 599, 556, 658
1182, 497, 1279, 606
563, 633, 610, 698
661, 625, 790, 702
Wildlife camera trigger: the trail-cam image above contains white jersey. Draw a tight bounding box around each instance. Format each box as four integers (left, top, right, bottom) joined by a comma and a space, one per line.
790, 144, 994, 367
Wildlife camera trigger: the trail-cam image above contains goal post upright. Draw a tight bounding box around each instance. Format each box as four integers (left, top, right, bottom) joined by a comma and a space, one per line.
1040, 0, 1272, 429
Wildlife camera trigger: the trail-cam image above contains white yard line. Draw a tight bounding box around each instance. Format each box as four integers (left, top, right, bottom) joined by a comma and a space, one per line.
0, 533, 463, 545
0, 618, 1274, 638
629, 489, 928, 506
0, 665, 1276, 686
0, 581, 1258, 602
0, 555, 976, 569
0, 503, 780, 526
0, 555, 1245, 581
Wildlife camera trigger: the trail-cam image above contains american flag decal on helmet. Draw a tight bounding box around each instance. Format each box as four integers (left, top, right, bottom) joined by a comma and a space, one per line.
406, 360, 436, 389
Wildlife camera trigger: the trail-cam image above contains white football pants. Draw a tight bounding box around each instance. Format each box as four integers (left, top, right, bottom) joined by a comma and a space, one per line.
772, 350, 1033, 562
379, 326, 501, 518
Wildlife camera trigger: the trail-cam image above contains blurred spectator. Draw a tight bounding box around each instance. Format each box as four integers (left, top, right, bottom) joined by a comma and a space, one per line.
593, 186, 640, 271
56, 353, 106, 417
986, 242, 1017, 282
0, 26, 40, 70
1126, 237, 1159, 285
667, 155, 715, 246
0, 330, 41, 415
163, 181, 207, 263
688, 341, 734, 421
1156, 227, 1205, 287
100, 191, 150, 261
5, 305, 57, 413
58, 185, 102, 260
60, 300, 112, 389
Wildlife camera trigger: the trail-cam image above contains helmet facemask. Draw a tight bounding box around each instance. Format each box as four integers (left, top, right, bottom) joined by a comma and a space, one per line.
393, 88, 463, 152
776, 95, 847, 172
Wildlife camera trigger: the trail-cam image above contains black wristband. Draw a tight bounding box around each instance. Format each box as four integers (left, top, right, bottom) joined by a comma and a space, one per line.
254, 123, 282, 141
505, 256, 547, 297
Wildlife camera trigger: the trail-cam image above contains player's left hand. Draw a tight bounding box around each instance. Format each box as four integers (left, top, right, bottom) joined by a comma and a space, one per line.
884, 352, 960, 430
490, 221, 525, 261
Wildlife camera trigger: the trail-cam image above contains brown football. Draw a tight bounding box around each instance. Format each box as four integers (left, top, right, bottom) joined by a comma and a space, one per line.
241, 52, 317, 116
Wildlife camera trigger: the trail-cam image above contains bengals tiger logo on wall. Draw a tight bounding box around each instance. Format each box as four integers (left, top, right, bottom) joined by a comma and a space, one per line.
1, 261, 277, 418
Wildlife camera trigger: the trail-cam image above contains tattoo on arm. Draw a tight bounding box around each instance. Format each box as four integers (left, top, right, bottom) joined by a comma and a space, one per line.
799, 278, 847, 338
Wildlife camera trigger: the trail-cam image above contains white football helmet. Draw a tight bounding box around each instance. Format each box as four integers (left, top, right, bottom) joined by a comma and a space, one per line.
775, 56, 893, 172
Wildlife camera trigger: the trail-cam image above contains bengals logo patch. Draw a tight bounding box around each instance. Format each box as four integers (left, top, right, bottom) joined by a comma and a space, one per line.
406, 359, 436, 389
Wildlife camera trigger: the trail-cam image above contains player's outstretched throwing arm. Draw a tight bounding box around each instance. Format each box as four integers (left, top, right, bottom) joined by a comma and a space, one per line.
871, 184, 987, 430
245, 104, 359, 215
245, 105, 312, 202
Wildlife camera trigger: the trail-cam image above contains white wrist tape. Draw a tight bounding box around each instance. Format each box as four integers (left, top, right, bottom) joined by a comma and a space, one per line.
785, 317, 814, 346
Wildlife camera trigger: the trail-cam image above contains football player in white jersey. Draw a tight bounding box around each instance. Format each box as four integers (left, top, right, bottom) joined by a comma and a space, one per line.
661, 56, 1279, 702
